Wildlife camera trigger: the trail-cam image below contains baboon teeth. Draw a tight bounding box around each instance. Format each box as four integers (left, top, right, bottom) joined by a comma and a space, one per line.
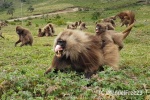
56, 50, 62, 57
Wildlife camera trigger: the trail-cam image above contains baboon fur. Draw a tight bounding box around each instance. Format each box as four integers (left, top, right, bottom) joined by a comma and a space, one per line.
121, 18, 130, 27
38, 23, 55, 37
79, 22, 87, 30
45, 29, 120, 78
45, 29, 104, 78
95, 22, 134, 50
15, 26, 33, 47
115, 10, 135, 26
102, 16, 116, 27
38, 28, 45, 37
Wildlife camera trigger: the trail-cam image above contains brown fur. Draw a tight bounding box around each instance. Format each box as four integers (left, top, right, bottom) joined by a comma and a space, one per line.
101, 39, 120, 70
15, 26, 33, 47
67, 24, 76, 30
97, 22, 115, 30
95, 22, 134, 50
102, 16, 116, 27
45, 29, 105, 78
38, 23, 55, 37
115, 10, 135, 26
38, 28, 45, 37
121, 17, 130, 27
79, 22, 87, 30
0, 32, 4, 39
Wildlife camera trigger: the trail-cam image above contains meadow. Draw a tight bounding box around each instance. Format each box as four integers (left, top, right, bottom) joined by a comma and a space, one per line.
0, 0, 150, 99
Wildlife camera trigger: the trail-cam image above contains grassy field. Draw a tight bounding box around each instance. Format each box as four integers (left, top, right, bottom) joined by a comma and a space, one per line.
0, 0, 150, 99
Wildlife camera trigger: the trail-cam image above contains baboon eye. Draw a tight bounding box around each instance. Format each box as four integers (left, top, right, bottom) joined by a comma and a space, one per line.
57, 40, 66, 47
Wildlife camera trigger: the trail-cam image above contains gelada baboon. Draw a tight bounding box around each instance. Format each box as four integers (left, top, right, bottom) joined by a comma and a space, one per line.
79, 22, 87, 30
96, 21, 115, 30
0, 32, 4, 39
45, 29, 120, 78
101, 39, 120, 70
115, 10, 135, 26
95, 22, 134, 50
120, 16, 130, 27
15, 26, 33, 47
67, 21, 83, 30
102, 16, 116, 27
67, 24, 76, 30
38, 23, 55, 37
44, 23, 55, 36
38, 28, 45, 37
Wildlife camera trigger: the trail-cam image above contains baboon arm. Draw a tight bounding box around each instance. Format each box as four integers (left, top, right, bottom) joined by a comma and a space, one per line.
20, 38, 29, 47
15, 39, 21, 46
45, 56, 58, 74
45, 56, 70, 74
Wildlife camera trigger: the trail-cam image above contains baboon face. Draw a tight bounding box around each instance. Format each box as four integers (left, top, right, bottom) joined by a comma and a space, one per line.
95, 24, 106, 34
55, 39, 66, 58
39, 28, 42, 32
16, 26, 23, 34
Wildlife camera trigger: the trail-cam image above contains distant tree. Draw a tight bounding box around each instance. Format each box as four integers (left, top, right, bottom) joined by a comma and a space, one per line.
7, 7, 15, 16
2, 1, 13, 9
27, 5, 34, 12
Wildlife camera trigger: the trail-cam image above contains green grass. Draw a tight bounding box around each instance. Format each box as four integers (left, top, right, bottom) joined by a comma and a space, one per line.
0, 0, 150, 99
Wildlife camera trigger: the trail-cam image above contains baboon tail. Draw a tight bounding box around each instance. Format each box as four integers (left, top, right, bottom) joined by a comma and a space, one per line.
122, 23, 134, 40
129, 11, 135, 25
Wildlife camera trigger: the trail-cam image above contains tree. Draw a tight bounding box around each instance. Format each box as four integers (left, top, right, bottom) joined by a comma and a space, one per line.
27, 5, 34, 12
1, 1, 13, 9
7, 7, 15, 16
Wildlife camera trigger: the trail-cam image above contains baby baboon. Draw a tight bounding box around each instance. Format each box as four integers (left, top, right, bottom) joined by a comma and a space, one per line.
96, 22, 115, 30
102, 16, 116, 27
95, 22, 134, 50
15, 26, 33, 47
101, 40, 120, 70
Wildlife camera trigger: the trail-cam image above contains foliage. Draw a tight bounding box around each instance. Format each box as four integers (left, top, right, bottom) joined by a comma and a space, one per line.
1, 1, 13, 9
7, 7, 15, 16
27, 5, 34, 12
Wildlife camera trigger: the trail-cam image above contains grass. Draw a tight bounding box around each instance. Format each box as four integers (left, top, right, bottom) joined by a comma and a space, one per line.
0, 0, 150, 99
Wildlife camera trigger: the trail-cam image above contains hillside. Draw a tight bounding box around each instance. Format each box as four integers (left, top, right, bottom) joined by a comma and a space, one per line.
0, 0, 150, 99
0, 0, 138, 20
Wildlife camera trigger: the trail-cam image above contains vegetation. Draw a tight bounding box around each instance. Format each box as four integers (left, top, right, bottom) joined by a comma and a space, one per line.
0, 0, 150, 99
27, 5, 34, 12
